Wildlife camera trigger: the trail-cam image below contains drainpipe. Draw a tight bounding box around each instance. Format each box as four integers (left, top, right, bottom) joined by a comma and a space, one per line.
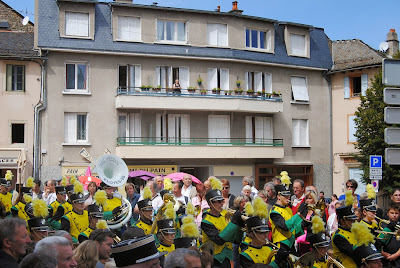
323, 70, 333, 196
33, 54, 47, 179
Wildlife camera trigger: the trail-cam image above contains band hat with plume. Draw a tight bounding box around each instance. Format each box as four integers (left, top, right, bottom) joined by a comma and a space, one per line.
351, 222, 383, 265
74, 180, 84, 194
26, 177, 35, 189
185, 202, 196, 216
280, 171, 292, 189
5, 170, 13, 181
163, 178, 173, 191
137, 186, 153, 211
93, 190, 108, 208
23, 193, 32, 204
88, 204, 103, 218
345, 190, 355, 207
96, 220, 108, 229
366, 184, 376, 199
32, 199, 49, 218
244, 199, 269, 232
352, 222, 375, 247
180, 214, 200, 238
308, 215, 330, 248
157, 203, 175, 235
61, 176, 68, 187
69, 175, 77, 185
205, 177, 224, 203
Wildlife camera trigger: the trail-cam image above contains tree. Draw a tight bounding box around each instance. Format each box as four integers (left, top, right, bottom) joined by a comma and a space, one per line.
353, 71, 400, 193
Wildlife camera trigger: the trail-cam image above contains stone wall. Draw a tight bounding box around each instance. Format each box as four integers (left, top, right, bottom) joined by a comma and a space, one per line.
0, 1, 34, 32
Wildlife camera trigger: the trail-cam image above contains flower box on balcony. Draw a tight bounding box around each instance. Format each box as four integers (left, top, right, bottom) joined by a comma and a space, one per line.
212, 88, 221, 95
141, 85, 151, 91
234, 89, 243, 95
200, 89, 207, 95
187, 87, 197, 93
153, 85, 162, 92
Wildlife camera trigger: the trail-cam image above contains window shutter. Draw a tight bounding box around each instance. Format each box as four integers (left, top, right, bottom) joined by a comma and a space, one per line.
292, 119, 300, 146
254, 72, 262, 92
179, 67, 189, 94
64, 113, 76, 143
361, 74, 368, 96
6, 65, 12, 91
300, 120, 309, 146
118, 16, 128, 40
291, 77, 309, 101
220, 68, 229, 92
207, 68, 217, 94
167, 114, 176, 140
118, 115, 127, 139
208, 115, 230, 143
245, 72, 249, 91
290, 33, 306, 56
207, 24, 217, 46
156, 114, 166, 142
255, 116, 264, 143
134, 65, 141, 91
132, 17, 140, 41
168, 66, 173, 88
218, 24, 227, 46
348, 115, 357, 143
264, 73, 272, 93
181, 114, 190, 140
129, 113, 141, 142
245, 116, 253, 143
344, 76, 350, 99
263, 117, 273, 141
266, 30, 272, 51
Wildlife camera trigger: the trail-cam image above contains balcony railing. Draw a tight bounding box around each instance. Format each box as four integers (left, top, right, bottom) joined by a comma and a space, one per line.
117, 87, 282, 101
117, 137, 284, 146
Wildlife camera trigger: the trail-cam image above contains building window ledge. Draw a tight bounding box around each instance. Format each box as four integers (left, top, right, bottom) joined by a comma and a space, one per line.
292, 145, 310, 148
290, 100, 309, 105
62, 91, 92, 96
62, 143, 91, 146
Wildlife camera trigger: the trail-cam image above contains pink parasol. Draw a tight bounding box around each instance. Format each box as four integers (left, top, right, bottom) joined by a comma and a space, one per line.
165, 172, 202, 184
129, 170, 157, 181
78, 176, 102, 190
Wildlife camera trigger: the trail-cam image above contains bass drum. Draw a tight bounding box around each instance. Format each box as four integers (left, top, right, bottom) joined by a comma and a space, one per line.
265, 249, 297, 268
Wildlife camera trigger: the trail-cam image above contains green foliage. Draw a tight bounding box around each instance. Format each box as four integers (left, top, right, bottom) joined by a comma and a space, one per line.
353, 71, 400, 193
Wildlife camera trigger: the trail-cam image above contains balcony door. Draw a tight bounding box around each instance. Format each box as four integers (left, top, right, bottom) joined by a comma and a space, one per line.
156, 66, 189, 93
208, 115, 230, 144
156, 114, 190, 143
245, 116, 273, 144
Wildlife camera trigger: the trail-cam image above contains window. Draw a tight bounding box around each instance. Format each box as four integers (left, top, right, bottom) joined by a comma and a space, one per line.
349, 168, 365, 195
157, 20, 186, 42
118, 16, 140, 41
119, 65, 141, 92
290, 34, 306, 56
156, 66, 189, 93
348, 115, 357, 143
65, 63, 88, 92
6, 65, 25, 92
65, 12, 89, 37
245, 29, 271, 50
208, 115, 230, 144
245, 72, 272, 93
207, 23, 227, 47
207, 68, 229, 93
292, 119, 309, 147
245, 116, 273, 144
64, 113, 88, 143
118, 113, 141, 143
344, 74, 368, 99
255, 164, 313, 189
11, 124, 24, 143
156, 114, 190, 143
291, 76, 309, 102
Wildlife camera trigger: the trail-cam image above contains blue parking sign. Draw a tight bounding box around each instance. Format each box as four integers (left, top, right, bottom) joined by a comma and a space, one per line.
370, 155, 383, 168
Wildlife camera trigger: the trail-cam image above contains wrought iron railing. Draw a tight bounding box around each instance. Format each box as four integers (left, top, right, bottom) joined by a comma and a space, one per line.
116, 87, 282, 101
117, 137, 283, 146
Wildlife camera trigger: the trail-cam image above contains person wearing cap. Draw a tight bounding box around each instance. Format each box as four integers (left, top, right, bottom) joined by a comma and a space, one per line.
28, 217, 50, 242
240, 216, 285, 268
101, 182, 123, 215
78, 204, 104, 243
47, 186, 67, 221
10, 187, 32, 222
353, 244, 384, 268
0, 178, 13, 215
60, 192, 89, 243
201, 179, 245, 268
111, 235, 165, 268
51, 184, 74, 222
156, 219, 175, 257
332, 204, 359, 268
360, 198, 379, 235
269, 184, 306, 253
133, 196, 154, 235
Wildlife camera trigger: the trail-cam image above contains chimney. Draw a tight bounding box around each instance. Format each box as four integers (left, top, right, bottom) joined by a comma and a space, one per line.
387, 29, 399, 57
228, 1, 243, 14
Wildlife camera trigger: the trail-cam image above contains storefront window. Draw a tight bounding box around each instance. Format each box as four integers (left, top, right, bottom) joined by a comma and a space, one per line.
255, 164, 313, 189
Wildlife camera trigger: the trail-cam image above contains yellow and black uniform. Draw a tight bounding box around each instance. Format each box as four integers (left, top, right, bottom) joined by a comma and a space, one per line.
133, 218, 153, 235
102, 196, 122, 221
134, 198, 154, 235
11, 201, 29, 222
240, 244, 279, 268
78, 226, 95, 243
52, 200, 73, 221
0, 192, 12, 214
157, 242, 175, 256
361, 219, 379, 235
61, 210, 89, 243
297, 252, 329, 268
269, 204, 303, 249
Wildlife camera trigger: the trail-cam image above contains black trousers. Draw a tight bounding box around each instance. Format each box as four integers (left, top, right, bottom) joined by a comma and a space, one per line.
212, 258, 230, 268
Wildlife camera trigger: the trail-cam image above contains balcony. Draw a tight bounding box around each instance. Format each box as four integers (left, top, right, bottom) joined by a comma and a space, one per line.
116, 137, 284, 159
115, 87, 283, 114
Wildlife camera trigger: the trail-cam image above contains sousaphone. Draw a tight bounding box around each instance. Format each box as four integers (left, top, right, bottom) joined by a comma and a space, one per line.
95, 154, 132, 229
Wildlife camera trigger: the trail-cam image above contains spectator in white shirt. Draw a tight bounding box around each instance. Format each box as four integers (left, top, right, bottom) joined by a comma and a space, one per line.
181, 174, 197, 200
44, 180, 57, 205
291, 179, 305, 214
242, 176, 258, 197
173, 181, 188, 205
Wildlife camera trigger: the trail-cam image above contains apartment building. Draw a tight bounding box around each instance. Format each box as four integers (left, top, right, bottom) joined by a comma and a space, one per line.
35, 0, 332, 194
0, 0, 42, 186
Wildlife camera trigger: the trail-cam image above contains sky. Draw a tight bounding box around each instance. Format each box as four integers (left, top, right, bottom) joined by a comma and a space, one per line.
4, 0, 400, 50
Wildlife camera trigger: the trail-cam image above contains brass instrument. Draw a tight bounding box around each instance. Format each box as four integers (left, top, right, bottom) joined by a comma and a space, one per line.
224, 208, 249, 222
180, 204, 201, 217
265, 243, 299, 268
326, 254, 346, 268
293, 252, 345, 268
149, 192, 176, 234
374, 215, 400, 231
106, 192, 132, 229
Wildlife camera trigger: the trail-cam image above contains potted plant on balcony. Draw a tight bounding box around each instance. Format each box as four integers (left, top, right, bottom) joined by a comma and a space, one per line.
153, 85, 162, 92
234, 88, 243, 95
246, 89, 254, 96
272, 91, 280, 97
141, 85, 151, 91
236, 80, 242, 87
225, 90, 233, 96
212, 88, 221, 95
200, 89, 207, 95
197, 77, 203, 86
187, 86, 197, 93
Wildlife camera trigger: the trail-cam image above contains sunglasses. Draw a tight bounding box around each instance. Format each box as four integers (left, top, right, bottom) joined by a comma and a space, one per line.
223, 186, 230, 189
346, 185, 355, 188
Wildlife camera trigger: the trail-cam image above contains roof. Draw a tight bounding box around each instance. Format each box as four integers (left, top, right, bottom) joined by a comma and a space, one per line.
0, 32, 40, 58
0, 0, 34, 27
330, 39, 386, 72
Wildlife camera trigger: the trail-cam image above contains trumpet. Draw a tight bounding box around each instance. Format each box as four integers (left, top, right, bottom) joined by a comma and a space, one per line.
374, 215, 400, 231
326, 254, 346, 268
149, 193, 177, 234
224, 208, 249, 222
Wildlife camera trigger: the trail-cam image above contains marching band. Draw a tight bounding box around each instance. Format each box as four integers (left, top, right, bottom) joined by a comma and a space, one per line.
1, 164, 397, 268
